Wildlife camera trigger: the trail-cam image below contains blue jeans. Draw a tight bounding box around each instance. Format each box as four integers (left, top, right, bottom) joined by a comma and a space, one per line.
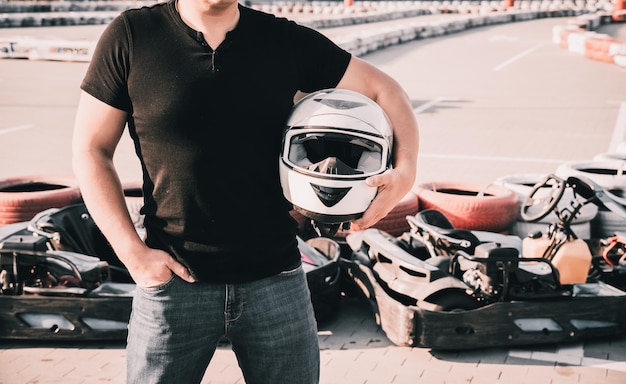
126, 265, 320, 384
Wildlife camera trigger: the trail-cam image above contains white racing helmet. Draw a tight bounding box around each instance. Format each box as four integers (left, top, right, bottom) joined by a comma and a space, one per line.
279, 89, 393, 224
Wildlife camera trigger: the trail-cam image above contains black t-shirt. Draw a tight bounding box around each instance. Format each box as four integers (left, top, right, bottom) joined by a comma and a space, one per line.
81, 0, 351, 283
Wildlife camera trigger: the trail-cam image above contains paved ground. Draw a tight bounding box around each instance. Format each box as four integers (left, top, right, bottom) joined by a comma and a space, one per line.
1, 295, 626, 384
2, 6, 626, 384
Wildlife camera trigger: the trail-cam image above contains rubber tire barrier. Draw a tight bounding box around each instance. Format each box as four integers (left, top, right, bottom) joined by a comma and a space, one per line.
0, 175, 82, 226
593, 152, 626, 163
559, 27, 585, 49
555, 161, 626, 190
584, 36, 619, 63
555, 161, 626, 238
592, 209, 626, 238
414, 181, 519, 232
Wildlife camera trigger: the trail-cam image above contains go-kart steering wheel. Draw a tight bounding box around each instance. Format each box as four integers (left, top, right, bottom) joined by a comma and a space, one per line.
520, 174, 566, 222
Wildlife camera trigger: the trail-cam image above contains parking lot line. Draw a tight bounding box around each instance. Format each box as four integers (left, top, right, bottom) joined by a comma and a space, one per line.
412, 97, 460, 114
493, 43, 543, 72
0, 124, 33, 135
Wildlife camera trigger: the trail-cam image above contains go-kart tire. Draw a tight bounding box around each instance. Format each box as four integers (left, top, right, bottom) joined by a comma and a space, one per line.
426, 289, 479, 312
334, 192, 420, 238
592, 208, 626, 238
0, 175, 82, 226
593, 152, 626, 163
414, 181, 519, 232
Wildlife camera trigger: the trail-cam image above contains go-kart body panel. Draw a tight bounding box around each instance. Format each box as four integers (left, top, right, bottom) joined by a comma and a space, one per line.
367, 269, 626, 349
0, 285, 133, 340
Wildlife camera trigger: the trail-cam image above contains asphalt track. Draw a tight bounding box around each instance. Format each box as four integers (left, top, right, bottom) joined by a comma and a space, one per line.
1, 14, 625, 187
1, 10, 626, 384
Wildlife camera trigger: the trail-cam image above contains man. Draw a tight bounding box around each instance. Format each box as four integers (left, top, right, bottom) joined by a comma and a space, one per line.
72, 0, 419, 382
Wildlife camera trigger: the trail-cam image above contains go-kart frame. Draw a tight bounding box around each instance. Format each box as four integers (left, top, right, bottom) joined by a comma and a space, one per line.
0, 204, 342, 340
343, 174, 626, 350
346, 228, 626, 350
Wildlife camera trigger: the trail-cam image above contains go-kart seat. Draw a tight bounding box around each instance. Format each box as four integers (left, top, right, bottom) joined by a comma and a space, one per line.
412, 209, 522, 253
30, 204, 122, 269
414, 209, 457, 230
412, 209, 482, 252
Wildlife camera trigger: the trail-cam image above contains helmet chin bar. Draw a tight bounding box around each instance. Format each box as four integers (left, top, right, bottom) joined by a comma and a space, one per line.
312, 220, 351, 237
294, 205, 357, 237
293, 205, 361, 224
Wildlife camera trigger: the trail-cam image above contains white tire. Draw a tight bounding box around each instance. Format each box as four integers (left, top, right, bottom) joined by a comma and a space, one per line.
555, 161, 626, 190
593, 152, 626, 162
592, 209, 626, 238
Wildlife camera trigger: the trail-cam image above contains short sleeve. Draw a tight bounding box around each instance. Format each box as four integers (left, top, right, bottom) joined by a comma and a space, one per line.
80, 14, 132, 112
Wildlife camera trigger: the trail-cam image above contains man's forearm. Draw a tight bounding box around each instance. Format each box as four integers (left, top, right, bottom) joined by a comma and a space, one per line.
336, 56, 419, 186
73, 151, 146, 264
376, 85, 420, 186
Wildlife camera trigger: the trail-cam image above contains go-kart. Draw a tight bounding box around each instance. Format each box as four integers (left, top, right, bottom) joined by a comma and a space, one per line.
343, 175, 626, 350
0, 203, 342, 340
519, 173, 626, 290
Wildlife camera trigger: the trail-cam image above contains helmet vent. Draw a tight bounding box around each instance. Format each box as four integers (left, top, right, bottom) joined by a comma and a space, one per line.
314, 98, 367, 110
310, 183, 352, 207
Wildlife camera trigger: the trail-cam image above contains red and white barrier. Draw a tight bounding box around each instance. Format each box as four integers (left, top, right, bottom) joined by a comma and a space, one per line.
1, 1, 623, 64
0, 35, 95, 62
552, 11, 626, 67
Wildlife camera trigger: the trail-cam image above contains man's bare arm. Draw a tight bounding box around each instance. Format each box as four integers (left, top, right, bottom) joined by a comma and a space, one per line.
72, 91, 195, 286
336, 56, 420, 228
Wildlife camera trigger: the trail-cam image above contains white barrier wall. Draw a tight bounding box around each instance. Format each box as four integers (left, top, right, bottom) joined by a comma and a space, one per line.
0, 0, 622, 63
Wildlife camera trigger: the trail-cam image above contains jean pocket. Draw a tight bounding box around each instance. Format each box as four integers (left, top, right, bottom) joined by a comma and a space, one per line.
278, 263, 303, 277
137, 274, 177, 293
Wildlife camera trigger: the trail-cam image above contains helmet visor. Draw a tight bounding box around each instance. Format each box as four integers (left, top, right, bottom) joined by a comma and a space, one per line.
285, 130, 388, 178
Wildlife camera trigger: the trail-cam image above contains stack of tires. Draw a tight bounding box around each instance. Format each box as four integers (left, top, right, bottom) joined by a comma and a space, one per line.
0, 177, 146, 236
413, 181, 519, 233
0, 176, 82, 226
